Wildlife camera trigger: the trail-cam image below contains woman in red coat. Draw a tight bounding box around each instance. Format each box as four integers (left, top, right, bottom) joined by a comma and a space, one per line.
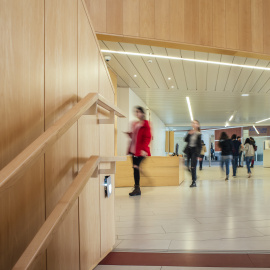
126, 106, 151, 196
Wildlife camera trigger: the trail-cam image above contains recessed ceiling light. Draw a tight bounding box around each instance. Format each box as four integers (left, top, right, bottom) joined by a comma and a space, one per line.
101, 49, 270, 71
168, 77, 171, 80
134, 74, 137, 77
171, 86, 174, 89
242, 94, 249, 96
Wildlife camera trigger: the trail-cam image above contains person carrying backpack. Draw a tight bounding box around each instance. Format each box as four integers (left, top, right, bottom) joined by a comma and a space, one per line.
250, 137, 257, 168
245, 138, 255, 178
231, 134, 241, 177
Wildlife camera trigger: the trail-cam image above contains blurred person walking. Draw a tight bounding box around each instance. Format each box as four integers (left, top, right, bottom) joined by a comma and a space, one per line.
218, 132, 232, 180
126, 106, 152, 196
184, 120, 202, 187
250, 137, 257, 168
231, 134, 241, 177
211, 143, 215, 161
237, 136, 244, 167
199, 140, 207, 170
244, 138, 255, 178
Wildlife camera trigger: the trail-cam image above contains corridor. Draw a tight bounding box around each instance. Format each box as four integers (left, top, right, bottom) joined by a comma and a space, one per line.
96, 166, 270, 269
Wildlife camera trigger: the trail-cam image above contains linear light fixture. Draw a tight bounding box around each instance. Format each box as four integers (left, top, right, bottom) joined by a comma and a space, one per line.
253, 125, 260, 134
255, 118, 270, 123
186, 97, 193, 121
229, 115, 234, 121
101, 49, 270, 71
241, 94, 249, 96
225, 122, 229, 127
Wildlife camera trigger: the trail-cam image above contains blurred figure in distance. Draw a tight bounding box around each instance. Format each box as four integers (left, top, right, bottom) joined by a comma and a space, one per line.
184, 120, 202, 187
245, 138, 255, 178
218, 132, 232, 181
199, 140, 207, 170
237, 136, 244, 167
231, 134, 241, 177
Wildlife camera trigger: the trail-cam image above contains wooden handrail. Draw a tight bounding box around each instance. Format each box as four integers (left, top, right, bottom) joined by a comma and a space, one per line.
13, 155, 126, 270
0, 93, 125, 193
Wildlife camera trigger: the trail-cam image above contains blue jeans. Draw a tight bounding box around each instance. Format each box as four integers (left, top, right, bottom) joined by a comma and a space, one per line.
221, 155, 232, 176
246, 156, 253, 174
232, 156, 238, 176
239, 152, 243, 166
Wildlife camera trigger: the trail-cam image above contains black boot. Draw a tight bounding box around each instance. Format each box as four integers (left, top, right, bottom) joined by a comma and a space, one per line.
129, 185, 141, 196
190, 181, 196, 188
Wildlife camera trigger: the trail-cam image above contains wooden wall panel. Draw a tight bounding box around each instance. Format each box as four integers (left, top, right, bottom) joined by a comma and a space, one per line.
99, 56, 115, 257
169, 131, 175, 153
239, 0, 252, 52
139, 0, 155, 38
0, 1, 45, 269
213, 0, 226, 48
109, 69, 118, 155
263, 0, 270, 54
85, 0, 107, 33
170, 0, 184, 42
199, 0, 213, 46
123, 0, 139, 36
106, 0, 123, 35
165, 131, 169, 152
90, 0, 270, 59
225, 0, 239, 50
155, 0, 170, 40
99, 119, 115, 258
184, 0, 199, 45
45, 0, 79, 269
78, 1, 101, 269
251, 0, 264, 53
99, 56, 114, 101
47, 201, 80, 270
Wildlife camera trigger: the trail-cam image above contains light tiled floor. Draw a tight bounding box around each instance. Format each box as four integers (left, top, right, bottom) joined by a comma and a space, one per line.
113, 165, 270, 253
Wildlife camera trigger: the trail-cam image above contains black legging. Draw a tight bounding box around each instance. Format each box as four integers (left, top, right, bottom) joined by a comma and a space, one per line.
187, 147, 198, 182
199, 155, 204, 169
132, 156, 145, 186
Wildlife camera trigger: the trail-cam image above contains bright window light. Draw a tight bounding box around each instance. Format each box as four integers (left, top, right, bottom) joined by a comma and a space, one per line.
253, 125, 260, 134
186, 97, 194, 121
101, 49, 270, 71
255, 118, 270, 123
229, 115, 234, 121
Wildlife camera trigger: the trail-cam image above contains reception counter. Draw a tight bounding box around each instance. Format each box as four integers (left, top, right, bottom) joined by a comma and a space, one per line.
115, 156, 184, 187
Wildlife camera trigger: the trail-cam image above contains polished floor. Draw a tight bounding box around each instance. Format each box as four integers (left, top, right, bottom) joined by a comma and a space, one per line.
96, 165, 270, 269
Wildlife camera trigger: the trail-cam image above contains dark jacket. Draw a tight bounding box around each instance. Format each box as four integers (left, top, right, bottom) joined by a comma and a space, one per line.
184, 132, 202, 156
231, 140, 241, 157
219, 139, 233, 156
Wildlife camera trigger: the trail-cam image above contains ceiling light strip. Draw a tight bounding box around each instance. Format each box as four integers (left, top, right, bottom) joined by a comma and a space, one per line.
101, 50, 270, 71
186, 97, 194, 121
253, 125, 260, 134
229, 115, 234, 121
255, 118, 270, 123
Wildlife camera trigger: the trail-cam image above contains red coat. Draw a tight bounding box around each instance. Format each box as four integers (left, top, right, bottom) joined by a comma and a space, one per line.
128, 120, 152, 156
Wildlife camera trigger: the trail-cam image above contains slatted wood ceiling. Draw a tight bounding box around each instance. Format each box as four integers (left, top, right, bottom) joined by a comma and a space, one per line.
99, 40, 270, 127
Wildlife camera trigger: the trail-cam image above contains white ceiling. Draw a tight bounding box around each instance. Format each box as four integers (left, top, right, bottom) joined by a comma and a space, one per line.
99, 40, 270, 127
